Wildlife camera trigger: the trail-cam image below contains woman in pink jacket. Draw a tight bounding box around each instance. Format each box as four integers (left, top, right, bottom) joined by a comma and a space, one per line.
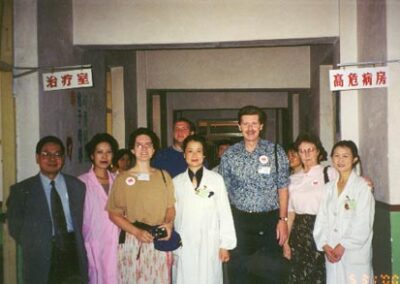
79, 133, 120, 284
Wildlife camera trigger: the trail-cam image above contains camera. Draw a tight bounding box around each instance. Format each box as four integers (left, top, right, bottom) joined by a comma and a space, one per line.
151, 227, 167, 240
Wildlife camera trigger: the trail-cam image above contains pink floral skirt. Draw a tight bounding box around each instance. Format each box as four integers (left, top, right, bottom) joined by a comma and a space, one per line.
118, 233, 173, 284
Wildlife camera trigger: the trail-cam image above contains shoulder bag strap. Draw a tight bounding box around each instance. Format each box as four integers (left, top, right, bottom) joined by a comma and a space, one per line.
323, 166, 330, 184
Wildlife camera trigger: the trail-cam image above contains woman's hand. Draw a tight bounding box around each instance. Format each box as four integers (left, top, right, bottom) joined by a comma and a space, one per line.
323, 244, 339, 263
135, 229, 154, 243
362, 176, 374, 189
157, 222, 173, 241
283, 243, 292, 260
332, 244, 345, 260
219, 249, 230, 262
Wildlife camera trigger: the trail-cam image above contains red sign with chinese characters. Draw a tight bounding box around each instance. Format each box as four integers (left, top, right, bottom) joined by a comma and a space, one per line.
329, 67, 389, 91
42, 68, 93, 91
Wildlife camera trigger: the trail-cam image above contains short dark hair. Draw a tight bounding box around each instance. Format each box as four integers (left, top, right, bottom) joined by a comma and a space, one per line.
294, 133, 328, 162
112, 148, 133, 167
331, 140, 360, 168
85, 133, 119, 162
36, 136, 65, 155
128, 127, 160, 152
174, 118, 196, 133
182, 135, 208, 156
286, 142, 297, 153
238, 105, 266, 125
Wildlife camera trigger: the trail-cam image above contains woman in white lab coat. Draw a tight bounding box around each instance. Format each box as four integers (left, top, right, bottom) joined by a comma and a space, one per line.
313, 140, 375, 284
173, 135, 237, 284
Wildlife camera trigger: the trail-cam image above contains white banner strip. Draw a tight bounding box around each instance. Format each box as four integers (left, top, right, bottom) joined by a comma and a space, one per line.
329, 66, 389, 91
42, 68, 93, 91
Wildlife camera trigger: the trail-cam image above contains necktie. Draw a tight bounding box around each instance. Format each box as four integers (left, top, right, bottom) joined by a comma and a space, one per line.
50, 180, 68, 250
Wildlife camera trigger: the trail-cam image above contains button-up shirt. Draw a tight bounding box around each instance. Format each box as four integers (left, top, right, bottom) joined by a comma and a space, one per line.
40, 172, 74, 232
219, 139, 289, 213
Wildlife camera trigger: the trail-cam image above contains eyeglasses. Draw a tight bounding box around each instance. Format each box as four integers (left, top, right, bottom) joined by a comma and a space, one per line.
298, 148, 316, 155
40, 152, 63, 159
134, 142, 153, 149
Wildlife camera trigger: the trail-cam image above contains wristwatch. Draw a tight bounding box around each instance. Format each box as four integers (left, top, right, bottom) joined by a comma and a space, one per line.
279, 217, 288, 222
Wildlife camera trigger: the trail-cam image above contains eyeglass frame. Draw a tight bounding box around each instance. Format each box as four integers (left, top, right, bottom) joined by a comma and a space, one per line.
39, 151, 64, 159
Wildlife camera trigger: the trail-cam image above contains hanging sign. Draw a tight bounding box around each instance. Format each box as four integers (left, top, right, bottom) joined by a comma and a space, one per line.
42, 68, 93, 91
329, 66, 389, 91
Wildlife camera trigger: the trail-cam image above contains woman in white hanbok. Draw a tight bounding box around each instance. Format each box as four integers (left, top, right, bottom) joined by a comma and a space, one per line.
173, 135, 237, 284
314, 140, 374, 284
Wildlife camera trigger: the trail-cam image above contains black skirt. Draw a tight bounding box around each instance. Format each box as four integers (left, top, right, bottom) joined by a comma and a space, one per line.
288, 214, 326, 284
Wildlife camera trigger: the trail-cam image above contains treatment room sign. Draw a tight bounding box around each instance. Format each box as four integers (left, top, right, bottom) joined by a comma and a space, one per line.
329, 66, 389, 91
42, 68, 93, 91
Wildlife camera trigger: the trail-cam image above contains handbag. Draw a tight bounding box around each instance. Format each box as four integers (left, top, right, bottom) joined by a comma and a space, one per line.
134, 221, 182, 252
153, 229, 182, 251
118, 221, 182, 251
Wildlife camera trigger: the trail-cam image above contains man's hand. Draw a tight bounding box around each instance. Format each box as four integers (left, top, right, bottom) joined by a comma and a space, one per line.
219, 249, 230, 262
283, 243, 291, 260
276, 220, 288, 246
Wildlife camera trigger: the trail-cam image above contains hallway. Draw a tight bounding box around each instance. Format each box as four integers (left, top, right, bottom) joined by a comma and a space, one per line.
1, 1, 400, 283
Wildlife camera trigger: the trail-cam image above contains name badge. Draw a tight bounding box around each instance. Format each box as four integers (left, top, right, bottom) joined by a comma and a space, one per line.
258, 166, 271, 175
195, 186, 214, 198
259, 155, 269, 165
136, 173, 150, 181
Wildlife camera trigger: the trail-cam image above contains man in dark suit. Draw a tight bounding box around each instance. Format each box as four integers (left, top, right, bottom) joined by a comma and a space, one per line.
7, 136, 88, 284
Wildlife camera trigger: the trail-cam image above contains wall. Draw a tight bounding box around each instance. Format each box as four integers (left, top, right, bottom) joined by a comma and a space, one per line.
310, 45, 335, 136
37, 0, 90, 174
14, 0, 40, 181
137, 47, 310, 130
319, 65, 335, 160
349, 0, 400, 277
145, 47, 310, 89
110, 67, 125, 147
339, 0, 360, 147
387, 1, 400, 205
28, 0, 136, 178
357, 0, 388, 203
73, 0, 339, 45
386, 0, 400, 277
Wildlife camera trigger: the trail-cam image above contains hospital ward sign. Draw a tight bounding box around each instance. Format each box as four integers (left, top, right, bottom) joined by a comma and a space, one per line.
329, 67, 389, 91
43, 68, 93, 91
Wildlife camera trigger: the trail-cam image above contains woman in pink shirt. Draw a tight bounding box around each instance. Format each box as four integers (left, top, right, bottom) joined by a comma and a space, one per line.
284, 133, 336, 284
79, 133, 120, 284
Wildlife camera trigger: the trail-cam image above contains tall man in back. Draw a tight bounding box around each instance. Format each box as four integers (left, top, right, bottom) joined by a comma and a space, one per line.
219, 105, 290, 283
152, 118, 195, 177
7, 136, 88, 284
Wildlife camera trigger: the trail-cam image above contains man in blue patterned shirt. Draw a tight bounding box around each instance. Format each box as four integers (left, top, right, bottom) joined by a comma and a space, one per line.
219, 105, 290, 283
